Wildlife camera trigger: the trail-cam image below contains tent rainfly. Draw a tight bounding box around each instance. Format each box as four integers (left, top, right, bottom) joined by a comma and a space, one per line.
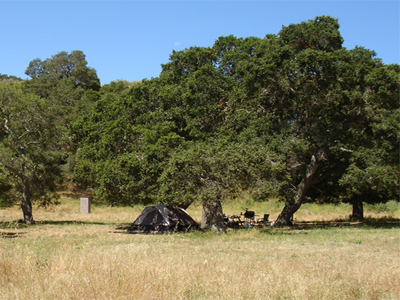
127, 204, 199, 234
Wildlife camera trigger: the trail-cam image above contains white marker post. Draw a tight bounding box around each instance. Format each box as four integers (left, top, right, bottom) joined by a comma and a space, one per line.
80, 196, 91, 213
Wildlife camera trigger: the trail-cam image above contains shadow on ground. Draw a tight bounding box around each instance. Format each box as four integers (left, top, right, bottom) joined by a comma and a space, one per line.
287, 217, 400, 230
0, 219, 118, 229
115, 223, 132, 231
35, 220, 114, 226
1, 218, 398, 236
0, 231, 27, 238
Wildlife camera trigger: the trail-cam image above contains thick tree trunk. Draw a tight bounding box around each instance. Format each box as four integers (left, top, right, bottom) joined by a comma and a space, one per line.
275, 151, 320, 226
275, 203, 300, 226
21, 178, 34, 224
351, 196, 364, 221
201, 200, 225, 232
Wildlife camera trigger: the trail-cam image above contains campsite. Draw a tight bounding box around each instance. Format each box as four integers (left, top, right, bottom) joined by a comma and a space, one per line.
1, 4, 399, 299
1, 196, 399, 300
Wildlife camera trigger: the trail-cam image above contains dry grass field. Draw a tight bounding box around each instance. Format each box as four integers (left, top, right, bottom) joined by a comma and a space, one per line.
0, 197, 399, 300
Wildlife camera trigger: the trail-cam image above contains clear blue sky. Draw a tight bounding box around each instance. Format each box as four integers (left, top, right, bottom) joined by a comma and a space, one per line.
2, 1, 399, 84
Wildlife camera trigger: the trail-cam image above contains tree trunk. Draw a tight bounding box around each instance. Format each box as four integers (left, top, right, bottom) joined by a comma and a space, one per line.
21, 178, 34, 224
201, 200, 225, 232
351, 196, 364, 221
275, 151, 320, 226
275, 203, 301, 226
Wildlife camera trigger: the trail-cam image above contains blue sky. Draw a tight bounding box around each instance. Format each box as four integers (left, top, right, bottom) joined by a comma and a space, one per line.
2, 1, 399, 84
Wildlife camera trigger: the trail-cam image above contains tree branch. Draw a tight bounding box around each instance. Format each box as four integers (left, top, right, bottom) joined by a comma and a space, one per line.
3, 118, 16, 140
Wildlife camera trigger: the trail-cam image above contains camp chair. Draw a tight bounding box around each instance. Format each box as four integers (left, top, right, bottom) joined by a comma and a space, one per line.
257, 214, 270, 225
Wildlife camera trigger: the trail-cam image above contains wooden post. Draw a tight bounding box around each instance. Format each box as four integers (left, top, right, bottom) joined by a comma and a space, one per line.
80, 196, 91, 213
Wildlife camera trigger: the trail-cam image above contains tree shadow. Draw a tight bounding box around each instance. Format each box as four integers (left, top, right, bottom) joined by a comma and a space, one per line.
35, 220, 116, 226
1, 219, 122, 228
0, 231, 27, 238
290, 217, 400, 230
115, 223, 132, 231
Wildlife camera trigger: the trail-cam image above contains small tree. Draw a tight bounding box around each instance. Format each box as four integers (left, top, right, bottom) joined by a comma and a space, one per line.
0, 83, 62, 223
25, 50, 100, 92
339, 102, 400, 220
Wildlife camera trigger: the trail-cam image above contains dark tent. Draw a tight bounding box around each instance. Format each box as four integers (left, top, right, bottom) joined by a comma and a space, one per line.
127, 204, 199, 234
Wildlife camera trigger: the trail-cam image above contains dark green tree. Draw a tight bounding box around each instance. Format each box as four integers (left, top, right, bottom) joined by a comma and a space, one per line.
158, 139, 286, 231
25, 50, 100, 91
338, 64, 400, 220
211, 16, 399, 225
70, 81, 185, 206
0, 83, 62, 223
23, 50, 101, 183
0, 169, 16, 207
23, 50, 100, 122
245, 17, 399, 225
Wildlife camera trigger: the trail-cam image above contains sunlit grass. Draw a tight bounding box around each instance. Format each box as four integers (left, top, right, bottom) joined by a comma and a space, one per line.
2, 193, 398, 225
1, 224, 399, 300
0, 196, 399, 299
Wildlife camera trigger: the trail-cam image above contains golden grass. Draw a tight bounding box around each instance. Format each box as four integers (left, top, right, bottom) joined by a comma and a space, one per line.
0, 197, 399, 300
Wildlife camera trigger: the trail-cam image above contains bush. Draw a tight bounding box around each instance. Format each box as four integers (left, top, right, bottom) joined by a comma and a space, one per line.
365, 200, 400, 215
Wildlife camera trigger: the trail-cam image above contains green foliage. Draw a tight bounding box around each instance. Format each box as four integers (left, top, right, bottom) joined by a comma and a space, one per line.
70, 82, 186, 205
0, 170, 16, 207
23, 51, 100, 118
338, 64, 400, 205
365, 200, 400, 215
65, 15, 399, 226
0, 83, 63, 209
100, 80, 133, 96
25, 50, 100, 91
0, 73, 23, 83
20, 51, 103, 185
278, 16, 344, 53
158, 139, 286, 206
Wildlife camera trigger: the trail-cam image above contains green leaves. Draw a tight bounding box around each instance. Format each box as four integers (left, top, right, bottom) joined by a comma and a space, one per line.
23, 50, 100, 108
25, 50, 100, 91
279, 16, 343, 53
340, 147, 399, 201
70, 85, 187, 205
158, 139, 286, 206
339, 106, 400, 203
0, 83, 62, 209
65, 16, 399, 217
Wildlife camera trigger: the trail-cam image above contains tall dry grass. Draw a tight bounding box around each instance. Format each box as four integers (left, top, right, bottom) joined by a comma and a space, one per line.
0, 197, 399, 300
